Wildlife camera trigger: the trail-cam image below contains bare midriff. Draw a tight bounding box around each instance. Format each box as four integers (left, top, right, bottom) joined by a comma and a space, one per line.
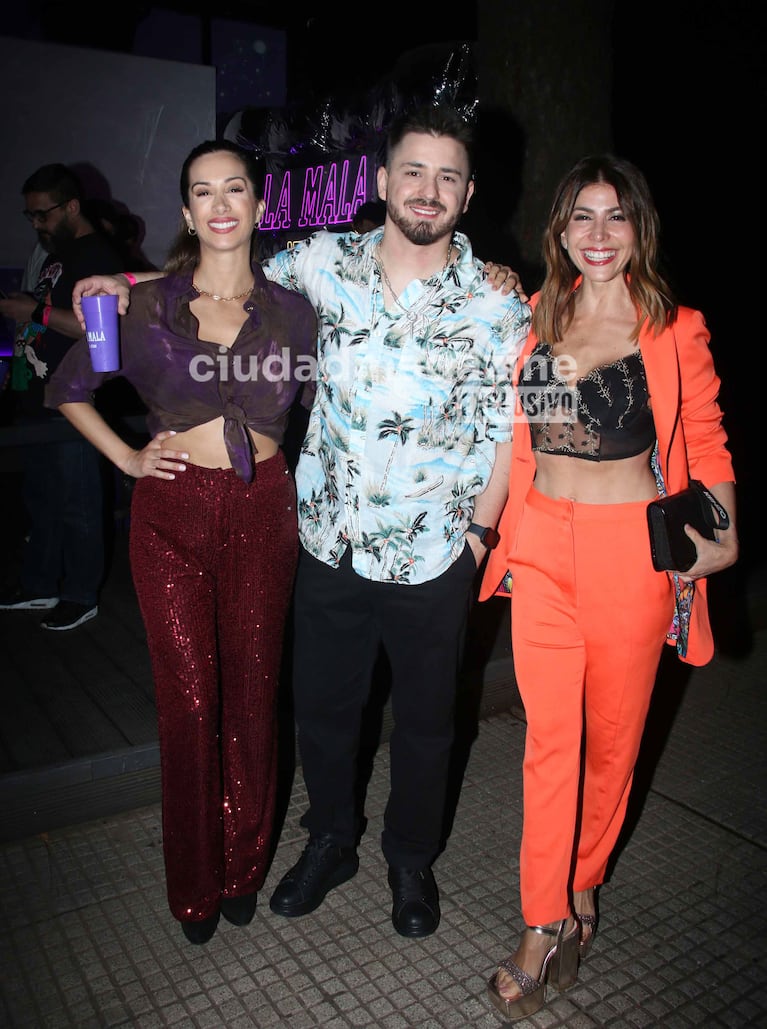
170, 417, 279, 470
533, 445, 657, 504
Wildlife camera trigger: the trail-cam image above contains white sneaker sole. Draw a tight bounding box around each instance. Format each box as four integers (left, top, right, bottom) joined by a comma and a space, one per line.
0, 597, 59, 610
41, 607, 98, 631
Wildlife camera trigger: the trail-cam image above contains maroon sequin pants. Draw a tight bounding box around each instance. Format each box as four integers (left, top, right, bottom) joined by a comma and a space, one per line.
129, 454, 298, 922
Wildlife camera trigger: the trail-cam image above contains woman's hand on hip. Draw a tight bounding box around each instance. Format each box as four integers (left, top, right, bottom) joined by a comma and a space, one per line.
124, 431, 189, 480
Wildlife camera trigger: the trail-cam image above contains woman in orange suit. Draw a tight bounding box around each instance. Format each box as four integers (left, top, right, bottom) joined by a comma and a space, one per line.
480, 154, 738, 1023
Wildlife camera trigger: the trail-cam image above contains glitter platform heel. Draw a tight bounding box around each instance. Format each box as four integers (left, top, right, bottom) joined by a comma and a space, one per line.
487, 917, 580, 1023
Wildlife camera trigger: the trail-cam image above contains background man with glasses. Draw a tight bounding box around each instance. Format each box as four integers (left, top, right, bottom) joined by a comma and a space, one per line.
0, 163, 124, 630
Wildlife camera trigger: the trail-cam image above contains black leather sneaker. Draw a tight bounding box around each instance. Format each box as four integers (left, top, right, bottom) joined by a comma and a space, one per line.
388, 865, 440, 937
269, 834, 359, 917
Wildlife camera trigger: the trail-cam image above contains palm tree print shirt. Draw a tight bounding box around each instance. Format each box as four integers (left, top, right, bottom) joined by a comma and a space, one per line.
263, 228, 531, 584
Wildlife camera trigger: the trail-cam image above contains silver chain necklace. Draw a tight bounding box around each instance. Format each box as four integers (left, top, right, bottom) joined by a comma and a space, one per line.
375, 243, 453, 313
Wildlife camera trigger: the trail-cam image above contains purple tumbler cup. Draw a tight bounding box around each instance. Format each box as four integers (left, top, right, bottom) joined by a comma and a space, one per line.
82, 294, 120, 372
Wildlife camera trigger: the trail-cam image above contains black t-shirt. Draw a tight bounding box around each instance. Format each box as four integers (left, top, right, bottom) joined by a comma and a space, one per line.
13, 231, 124, 418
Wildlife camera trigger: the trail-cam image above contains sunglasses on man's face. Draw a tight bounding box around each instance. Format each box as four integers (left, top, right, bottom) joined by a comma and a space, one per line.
22, 202, 66, 225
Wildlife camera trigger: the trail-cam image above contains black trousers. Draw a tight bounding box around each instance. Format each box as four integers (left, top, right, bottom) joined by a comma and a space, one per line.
291, 543, 478, 868
21, 436, 104, 606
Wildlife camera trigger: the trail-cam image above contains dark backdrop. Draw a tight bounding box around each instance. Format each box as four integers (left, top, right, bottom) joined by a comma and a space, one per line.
612, 1, 765, 567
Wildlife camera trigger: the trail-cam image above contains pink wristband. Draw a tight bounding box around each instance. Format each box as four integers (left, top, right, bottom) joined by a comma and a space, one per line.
123, 272, 137, 287
41, 304, 52, 327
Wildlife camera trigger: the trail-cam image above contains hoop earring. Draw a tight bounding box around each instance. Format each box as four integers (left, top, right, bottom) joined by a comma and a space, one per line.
187, 225, 197, 236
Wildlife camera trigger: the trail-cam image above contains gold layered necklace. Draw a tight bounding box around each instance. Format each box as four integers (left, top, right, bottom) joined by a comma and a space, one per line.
192, 281, 253, 302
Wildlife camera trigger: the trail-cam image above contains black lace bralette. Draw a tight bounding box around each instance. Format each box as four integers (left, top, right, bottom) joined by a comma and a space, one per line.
518, 340, 656, 461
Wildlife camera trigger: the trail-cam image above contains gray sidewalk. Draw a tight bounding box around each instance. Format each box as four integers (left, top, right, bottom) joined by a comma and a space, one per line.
1, 606, 766, 1028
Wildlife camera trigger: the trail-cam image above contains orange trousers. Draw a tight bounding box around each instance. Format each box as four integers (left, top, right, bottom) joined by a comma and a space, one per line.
509, 486, 675, 926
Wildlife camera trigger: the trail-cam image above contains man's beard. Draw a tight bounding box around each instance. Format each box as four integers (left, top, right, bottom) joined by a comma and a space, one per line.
386, 200, 460, 247
38, 218, 76, 253
36, 231, 56, 253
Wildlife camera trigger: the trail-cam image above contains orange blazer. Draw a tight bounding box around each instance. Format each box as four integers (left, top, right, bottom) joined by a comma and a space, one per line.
479, 296, 735, 667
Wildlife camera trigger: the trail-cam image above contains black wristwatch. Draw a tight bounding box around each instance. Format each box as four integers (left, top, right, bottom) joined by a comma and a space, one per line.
467, 522, 500, 550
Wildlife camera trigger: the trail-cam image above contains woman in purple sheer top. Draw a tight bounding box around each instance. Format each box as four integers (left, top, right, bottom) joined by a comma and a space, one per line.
46, 140, 318, 945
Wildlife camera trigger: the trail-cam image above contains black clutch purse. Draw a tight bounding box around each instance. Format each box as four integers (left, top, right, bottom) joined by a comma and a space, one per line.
647, 480, 729, 572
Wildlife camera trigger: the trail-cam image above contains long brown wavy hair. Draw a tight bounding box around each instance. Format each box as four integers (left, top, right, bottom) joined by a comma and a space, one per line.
163, 139, 262, 274
533, 154, 676, 343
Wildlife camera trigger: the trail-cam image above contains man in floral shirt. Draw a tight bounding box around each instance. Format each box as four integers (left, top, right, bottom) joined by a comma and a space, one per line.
266, 104, 530, 937
68, 104, 529, 938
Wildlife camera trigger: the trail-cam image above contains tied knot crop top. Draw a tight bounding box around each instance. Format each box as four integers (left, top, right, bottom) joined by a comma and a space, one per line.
518, 340, 655, 460
44, 265, 319, 482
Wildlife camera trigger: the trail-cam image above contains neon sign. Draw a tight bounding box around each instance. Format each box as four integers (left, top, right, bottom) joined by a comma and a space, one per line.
259, 153, 374, 232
